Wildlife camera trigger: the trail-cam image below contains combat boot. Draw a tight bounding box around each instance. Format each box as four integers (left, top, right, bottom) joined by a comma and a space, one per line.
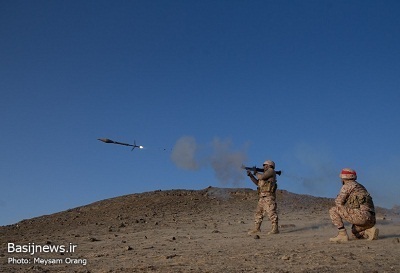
329, 229, 349, 242
364, 227, 379, 240
351, 224, 364, 239
267, 223, 279, 235
248, 222, 261, 235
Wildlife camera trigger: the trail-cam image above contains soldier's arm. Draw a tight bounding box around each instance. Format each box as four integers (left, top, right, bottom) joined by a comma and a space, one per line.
335, 184, 350, 206
257, 168, 274, 181
247, 171, 259, 186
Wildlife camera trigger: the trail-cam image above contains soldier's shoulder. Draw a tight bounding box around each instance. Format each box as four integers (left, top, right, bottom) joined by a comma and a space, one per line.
265, 168, 276, 177
348, 181, 365, 194
348, 180, 359, 186
342, 181, 357, 191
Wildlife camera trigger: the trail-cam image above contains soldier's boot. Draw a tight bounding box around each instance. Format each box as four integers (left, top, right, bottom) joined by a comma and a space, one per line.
248, 222, 261, 235
351, 224, 364, 239
364, 227, 379, 240
329, 229, 349, 242
267, 222, 279, 235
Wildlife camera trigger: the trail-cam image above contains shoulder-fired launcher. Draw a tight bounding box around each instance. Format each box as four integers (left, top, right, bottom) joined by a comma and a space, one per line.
241, 165, 282, 176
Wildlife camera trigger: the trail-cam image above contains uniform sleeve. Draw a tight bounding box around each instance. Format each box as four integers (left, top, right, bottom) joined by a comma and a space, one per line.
335, 184, 351, 206
256, 168, 275, 181
248, 173, 259, 186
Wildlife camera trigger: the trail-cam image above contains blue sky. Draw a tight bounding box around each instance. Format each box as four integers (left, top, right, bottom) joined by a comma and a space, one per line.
1, 0, 399, 226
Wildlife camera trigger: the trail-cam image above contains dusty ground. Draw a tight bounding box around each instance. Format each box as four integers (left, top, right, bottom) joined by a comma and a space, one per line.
1, 187, 399, 273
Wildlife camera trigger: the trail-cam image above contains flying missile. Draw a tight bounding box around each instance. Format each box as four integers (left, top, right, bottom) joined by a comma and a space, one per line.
98, 138, 144, 151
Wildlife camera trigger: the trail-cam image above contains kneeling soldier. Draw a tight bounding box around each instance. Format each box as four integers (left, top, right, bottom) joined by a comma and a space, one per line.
329, 168, 379, 242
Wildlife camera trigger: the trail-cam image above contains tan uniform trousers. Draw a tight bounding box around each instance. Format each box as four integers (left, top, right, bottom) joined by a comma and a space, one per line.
329, 205, 375, 233
254, 195, 278, 225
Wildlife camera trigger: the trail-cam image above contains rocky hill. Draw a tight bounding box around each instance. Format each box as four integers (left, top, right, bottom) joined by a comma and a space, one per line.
1, 187, 399, 273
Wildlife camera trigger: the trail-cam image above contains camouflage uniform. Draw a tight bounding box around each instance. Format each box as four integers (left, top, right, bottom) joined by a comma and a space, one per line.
248, 167, 278, 234
329, 180, 376, 238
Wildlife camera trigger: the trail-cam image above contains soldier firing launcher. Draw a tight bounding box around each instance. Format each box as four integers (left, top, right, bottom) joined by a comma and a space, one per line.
241, 165, 282, 176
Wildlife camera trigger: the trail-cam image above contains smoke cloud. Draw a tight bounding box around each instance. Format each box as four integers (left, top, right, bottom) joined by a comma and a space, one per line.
170, 136, 199, 170
171, 136, 247, 186
283, 143, 338, 197
283, 143, 400, 210
172, 138, 399, 210
210, 138, 248, 186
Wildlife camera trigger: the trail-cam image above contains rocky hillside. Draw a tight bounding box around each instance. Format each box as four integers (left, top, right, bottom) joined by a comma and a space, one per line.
1, 187, 398, 273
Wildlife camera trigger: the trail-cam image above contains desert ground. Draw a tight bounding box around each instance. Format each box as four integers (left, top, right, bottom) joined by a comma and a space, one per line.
1, 187, 399, 273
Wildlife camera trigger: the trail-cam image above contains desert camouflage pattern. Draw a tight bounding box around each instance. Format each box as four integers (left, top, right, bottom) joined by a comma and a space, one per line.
253, 168, 278, 225
254, 195, 278, 225
329, 180, 376, 235
256, 168, 277, 196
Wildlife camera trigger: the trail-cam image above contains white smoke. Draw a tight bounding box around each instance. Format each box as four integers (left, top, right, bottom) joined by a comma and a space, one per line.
210, 138, 248, 186
170, 136, 199, 170
171, 136, 247, 186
